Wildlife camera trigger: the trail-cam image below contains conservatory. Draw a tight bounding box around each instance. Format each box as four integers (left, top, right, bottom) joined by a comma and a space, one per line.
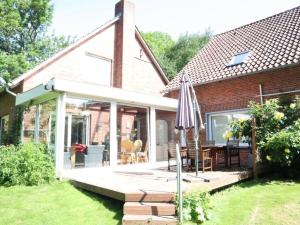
16, 78, 178, 177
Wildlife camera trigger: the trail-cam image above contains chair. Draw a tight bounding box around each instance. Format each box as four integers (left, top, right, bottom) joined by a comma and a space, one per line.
187, 140, 212, 172
215, 146, 227, 170
134, 140, 148, 163
167, 142, 187, 171
120, 140, 135, 164
227, 140, 240, 167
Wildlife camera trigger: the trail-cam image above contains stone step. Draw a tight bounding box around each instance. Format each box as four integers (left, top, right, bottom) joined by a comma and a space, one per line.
124, 202, 176, 216
122, 215, 177, 225
125, 192, 175, 202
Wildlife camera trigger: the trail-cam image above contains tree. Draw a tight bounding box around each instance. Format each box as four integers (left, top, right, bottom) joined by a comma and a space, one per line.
0, 0, 72, 82
142, 30, 212, 80
166, 30, 212, 74
0, 0, 53, 53
142, 32, 177, 80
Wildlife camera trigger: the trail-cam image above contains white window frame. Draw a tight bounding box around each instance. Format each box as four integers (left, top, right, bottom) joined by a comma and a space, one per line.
206, 108, 250, 146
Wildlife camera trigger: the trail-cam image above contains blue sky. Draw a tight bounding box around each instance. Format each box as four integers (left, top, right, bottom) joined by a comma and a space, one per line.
49, 0, 300, 40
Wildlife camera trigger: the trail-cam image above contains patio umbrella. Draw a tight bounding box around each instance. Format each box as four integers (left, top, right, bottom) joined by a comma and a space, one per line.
175, 72, 202, 175
175, 72, 200, 223
175, 73, 195, 131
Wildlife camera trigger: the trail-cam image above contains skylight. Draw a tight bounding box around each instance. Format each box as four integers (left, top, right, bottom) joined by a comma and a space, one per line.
227, 51, 250, 66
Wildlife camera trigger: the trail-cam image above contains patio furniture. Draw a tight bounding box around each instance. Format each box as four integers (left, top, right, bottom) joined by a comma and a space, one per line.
214, 146, 228, 170
63, 152, 71, 169
227, 140, 240, 167
187, 141, 212, 172
102, 149, 110, 166
167, 141, 187, 171
84, 145, 104, 168
120, 139, 136, 164
134, 140, 148, 163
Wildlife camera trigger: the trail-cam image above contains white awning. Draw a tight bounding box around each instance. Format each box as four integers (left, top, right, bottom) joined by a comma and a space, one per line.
16, 78, 178, 111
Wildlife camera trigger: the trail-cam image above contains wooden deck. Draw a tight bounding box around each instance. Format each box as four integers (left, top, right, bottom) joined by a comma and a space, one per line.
63, 163, 252, 225
63, 162, 252, 201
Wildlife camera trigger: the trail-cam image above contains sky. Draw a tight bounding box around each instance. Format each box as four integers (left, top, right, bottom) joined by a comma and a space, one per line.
49, 0, 300, 40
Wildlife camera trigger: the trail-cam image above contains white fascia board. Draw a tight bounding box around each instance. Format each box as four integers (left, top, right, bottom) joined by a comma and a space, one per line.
52, 79, 178, 111
15, 80, 55, 105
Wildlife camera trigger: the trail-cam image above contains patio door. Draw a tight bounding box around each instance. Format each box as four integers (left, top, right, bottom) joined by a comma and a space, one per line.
64, 114, 89, 150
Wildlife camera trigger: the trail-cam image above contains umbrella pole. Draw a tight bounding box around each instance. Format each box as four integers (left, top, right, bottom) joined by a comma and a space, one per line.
176, 142, 183, 223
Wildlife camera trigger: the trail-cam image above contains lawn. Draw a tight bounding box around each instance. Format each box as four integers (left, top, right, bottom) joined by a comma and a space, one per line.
202, 179, 300, 225
0, 182, 123, 225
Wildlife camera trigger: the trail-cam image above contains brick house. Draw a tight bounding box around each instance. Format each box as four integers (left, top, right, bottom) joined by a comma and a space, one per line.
165, 6, 300, 166
0, 0, 178, 177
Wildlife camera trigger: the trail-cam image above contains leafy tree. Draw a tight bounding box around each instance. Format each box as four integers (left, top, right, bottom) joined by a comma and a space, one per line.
142, 32, 177, 80
166, 30, 212, 74
0, 0, 53, 53
142, 30, 211, 80
0, 0, 72, 82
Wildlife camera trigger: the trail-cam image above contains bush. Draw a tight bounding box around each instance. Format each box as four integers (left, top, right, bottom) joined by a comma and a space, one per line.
228, 96, 300, 175
178, 191, 211, 223
0, 142, 55, 186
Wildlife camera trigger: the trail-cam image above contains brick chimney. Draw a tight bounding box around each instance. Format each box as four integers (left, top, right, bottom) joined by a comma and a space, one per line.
113, 0, 136, 88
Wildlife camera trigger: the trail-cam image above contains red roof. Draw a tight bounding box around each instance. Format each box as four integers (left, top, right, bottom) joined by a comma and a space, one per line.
164, 6, 300, 93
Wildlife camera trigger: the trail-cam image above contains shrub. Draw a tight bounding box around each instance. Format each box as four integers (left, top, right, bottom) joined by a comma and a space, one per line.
178, 191, 211, 223
0, 142, 55, 186
228, 96, 300, 174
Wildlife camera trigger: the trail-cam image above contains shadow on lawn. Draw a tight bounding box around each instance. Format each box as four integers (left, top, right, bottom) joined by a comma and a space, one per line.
70, 182, 123, 225
211, 175, 300, 194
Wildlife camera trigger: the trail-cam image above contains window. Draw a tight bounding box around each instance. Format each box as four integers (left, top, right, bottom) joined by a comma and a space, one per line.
227, 51, 250, 66
208, 110, 250, 145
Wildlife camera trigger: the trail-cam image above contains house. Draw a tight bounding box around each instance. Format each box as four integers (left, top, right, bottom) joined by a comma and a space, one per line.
0, 0, 178, 177
165, 6, 300, 166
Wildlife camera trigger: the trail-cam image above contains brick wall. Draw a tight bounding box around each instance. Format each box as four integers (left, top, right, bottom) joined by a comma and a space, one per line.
167, 65, 300, 167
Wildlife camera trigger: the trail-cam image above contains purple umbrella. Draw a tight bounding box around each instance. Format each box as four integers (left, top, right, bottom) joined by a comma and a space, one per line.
175, 73, 195, 130
175, 72, 202, 176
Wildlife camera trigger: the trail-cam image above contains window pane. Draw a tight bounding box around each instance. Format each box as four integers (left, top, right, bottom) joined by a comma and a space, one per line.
117, 105, 148, 164
210, 111, 250, 145
39, 99, 57, 148
156, 110, 176, 162
65, 98, 110, 168
211, 115, 231, 145
23, 106, 36, 143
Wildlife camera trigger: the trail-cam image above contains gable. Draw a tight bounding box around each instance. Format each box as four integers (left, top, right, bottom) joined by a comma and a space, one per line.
22, 23, 116, 92
120, 33, 167, 96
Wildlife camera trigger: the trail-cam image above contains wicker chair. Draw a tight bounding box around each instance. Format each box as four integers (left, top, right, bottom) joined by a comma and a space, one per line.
134, 140, 148, 163
120, 140, 135, 164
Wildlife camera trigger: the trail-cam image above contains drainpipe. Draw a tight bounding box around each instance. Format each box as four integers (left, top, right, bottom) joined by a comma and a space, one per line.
259, 84, 263, 105
0, 77, 16, 97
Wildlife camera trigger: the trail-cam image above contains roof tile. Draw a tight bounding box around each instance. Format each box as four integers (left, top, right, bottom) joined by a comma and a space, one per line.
164, 6, 300, 92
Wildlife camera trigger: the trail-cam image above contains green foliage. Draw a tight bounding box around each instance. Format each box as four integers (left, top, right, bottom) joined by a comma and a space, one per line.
142, 32, 175, 59
0, 0, 53, 53
179, 191, 211, 223
229, 96, 300, 173
0, 0, 73, 82
230, 118, 252, 145
142, 30, 211, 80
0, 142, 55, 186
166, 30, 212, 74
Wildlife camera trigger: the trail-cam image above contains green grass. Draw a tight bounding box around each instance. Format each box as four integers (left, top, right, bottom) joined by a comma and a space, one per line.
0, 182, 123, 225
200, 179, 300, 225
